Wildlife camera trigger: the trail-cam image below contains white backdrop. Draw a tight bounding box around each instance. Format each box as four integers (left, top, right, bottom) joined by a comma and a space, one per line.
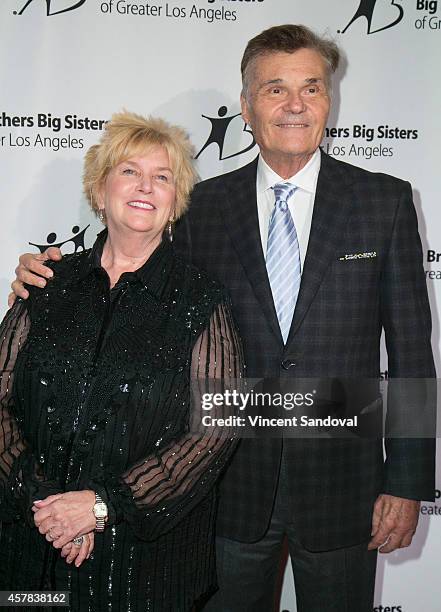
1, 1, 441, 610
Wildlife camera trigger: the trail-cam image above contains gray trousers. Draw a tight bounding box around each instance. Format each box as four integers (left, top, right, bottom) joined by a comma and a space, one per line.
203, 461, 377, 612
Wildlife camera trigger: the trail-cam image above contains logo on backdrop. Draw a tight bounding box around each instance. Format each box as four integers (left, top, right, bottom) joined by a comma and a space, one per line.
13, 0, 86, 16
420, 489, 441, 516
321, 123, 418, 161
29, 225, 90, 253
425, 249, 441, 280
339, 0, 404, 34
195, 106, 256, 160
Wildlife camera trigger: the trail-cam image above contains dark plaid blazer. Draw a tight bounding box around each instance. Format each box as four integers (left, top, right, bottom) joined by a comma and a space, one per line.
174, 151, 436, 551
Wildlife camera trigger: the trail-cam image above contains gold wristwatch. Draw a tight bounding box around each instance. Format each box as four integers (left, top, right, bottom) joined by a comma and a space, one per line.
93, 493, 108, 532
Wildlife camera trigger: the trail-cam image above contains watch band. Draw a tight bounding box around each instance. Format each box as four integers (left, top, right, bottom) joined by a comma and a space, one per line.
93, 493, 108, 532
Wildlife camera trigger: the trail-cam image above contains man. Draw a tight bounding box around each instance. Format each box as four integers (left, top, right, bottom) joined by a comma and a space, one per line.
11, 25, 435, 612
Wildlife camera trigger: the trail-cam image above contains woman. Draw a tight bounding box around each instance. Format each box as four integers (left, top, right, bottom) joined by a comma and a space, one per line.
0, 111, 243, 611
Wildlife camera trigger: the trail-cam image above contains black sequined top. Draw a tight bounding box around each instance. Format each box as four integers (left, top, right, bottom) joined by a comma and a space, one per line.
0, 231, 243, 612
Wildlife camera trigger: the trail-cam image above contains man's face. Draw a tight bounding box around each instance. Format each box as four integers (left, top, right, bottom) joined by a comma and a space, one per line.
241, 48, 331, 176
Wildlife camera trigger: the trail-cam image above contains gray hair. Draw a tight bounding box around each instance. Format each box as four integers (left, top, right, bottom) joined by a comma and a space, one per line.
241, 24, 340, 98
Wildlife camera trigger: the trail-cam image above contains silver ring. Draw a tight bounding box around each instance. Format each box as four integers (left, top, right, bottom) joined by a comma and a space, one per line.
73, 536, 84, 547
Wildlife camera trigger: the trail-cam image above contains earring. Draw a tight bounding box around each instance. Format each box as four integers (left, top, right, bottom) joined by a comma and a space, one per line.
167, 217, 174, 242
98, 208, 106, 225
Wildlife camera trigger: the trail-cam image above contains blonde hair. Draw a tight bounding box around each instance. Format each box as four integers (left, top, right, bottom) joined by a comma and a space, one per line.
83, 110, 197, 219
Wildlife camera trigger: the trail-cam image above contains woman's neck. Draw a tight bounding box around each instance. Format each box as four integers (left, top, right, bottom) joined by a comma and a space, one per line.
101, 230, 162, 288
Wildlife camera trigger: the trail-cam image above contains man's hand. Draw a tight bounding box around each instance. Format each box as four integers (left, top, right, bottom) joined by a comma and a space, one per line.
32, 490, 96, 549
8, 247, 62, 306
368, 493, 420, 553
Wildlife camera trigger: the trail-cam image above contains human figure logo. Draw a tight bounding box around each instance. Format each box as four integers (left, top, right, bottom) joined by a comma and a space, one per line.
29, 225, 90, 253
14, 0, 87, 16
195, 105, 256, 160
339, 0, 404, 34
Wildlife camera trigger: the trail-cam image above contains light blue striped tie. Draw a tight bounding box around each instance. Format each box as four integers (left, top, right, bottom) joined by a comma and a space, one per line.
266, 183, 300, 343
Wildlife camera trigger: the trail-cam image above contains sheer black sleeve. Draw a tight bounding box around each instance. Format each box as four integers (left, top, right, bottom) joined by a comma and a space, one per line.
0, 301, 61, 523
89, 299, 244, 540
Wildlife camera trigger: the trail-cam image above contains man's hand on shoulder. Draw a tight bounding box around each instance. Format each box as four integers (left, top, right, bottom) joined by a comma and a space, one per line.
368, 493, 420, 553
8, 247, 63, 307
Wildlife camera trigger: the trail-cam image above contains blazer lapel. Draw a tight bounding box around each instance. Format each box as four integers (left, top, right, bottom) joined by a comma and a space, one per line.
218, 159, 282, 342
287, 152, 355, 341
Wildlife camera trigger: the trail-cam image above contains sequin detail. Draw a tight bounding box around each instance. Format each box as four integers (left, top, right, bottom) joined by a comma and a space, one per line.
0, 233, 244, 611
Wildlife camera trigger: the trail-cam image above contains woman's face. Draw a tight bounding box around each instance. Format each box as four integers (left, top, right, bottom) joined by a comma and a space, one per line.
99, 146, 176, 242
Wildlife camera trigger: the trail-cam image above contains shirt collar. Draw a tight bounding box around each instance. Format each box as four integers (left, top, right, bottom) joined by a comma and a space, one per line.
257, 148, 321, 195
78, 228, 174, 293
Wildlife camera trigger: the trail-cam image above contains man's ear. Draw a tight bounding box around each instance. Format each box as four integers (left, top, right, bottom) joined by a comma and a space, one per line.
240, 94, 251, 127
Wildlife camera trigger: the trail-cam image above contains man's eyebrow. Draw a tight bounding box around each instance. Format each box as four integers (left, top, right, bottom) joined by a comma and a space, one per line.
259, 78, 283, 89
257, 76, 325, 90
305, 77, 324, 84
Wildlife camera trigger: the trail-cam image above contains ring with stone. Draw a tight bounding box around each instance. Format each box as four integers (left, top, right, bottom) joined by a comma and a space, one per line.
73, 536, 85, 547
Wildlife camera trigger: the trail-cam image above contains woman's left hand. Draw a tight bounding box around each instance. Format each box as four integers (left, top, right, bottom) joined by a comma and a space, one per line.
61, 531, 95, 567
32, 490, 96, 548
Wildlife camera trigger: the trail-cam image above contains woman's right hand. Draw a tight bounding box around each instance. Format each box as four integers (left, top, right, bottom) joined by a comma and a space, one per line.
60, 531, 95, 568
9, 247, 62, 306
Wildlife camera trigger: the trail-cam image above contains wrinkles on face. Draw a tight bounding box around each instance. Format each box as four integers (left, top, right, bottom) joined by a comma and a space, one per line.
241, 49, 330, 178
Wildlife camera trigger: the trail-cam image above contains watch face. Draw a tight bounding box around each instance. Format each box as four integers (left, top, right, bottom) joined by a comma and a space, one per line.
94, 502, 107, 518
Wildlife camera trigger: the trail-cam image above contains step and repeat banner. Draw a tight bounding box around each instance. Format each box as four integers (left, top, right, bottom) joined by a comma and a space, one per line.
1, 1, 440, 610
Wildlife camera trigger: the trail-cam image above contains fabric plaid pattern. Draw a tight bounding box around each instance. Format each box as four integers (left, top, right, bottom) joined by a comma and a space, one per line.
174, 151, 435, 550
266, 183, 300, 343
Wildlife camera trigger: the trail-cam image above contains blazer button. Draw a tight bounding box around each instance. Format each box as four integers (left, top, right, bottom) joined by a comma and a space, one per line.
281, 359, 296, 370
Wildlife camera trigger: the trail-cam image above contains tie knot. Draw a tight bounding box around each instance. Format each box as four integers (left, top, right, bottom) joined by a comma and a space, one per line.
272, 183, 297, 210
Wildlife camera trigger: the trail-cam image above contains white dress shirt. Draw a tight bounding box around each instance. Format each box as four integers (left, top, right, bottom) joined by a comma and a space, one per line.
256, 148, 321, 271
